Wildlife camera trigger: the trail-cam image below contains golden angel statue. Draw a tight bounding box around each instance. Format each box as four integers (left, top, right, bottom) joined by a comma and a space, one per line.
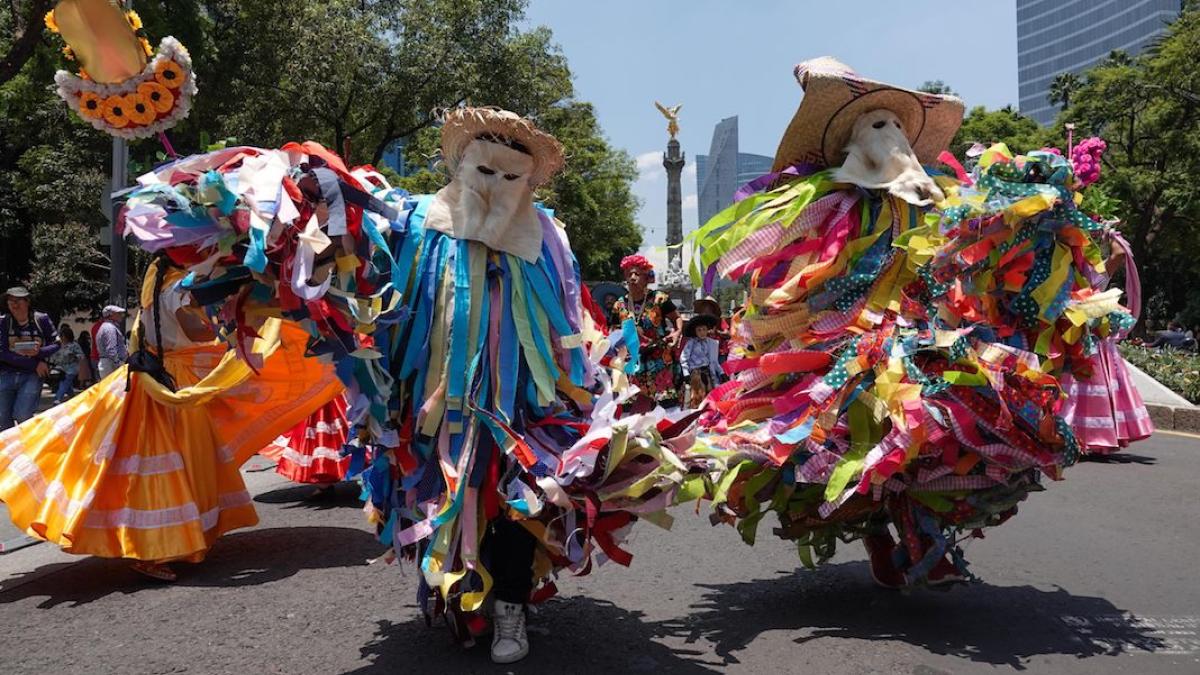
655, 101, 682, 139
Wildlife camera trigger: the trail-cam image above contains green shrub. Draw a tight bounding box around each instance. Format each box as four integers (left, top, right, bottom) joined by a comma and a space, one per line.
1119, 344, 1200, 404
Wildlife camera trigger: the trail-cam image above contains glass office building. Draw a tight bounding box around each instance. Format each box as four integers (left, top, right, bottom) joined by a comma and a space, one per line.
1017, 0, 1181, 125
696, 116, 773, 227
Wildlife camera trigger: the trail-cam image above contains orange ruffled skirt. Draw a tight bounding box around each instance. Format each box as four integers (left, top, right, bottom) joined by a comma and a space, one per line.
0, 323, 341, 562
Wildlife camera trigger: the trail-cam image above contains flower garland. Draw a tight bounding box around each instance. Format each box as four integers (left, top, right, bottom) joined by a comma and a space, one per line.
44, 7, 196, 140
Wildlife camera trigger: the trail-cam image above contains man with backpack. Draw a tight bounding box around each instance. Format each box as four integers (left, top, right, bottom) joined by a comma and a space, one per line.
0, 286, 59, 429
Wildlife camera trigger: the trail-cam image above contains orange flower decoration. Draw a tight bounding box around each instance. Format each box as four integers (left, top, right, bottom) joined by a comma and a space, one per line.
140, 37, 154, 57
154, 59, 185, 90
128, 94, 156, 125
137, 81, 174, 113
77, 92, 104, 120
44, 10, 58, 33
101, 94, 132, 128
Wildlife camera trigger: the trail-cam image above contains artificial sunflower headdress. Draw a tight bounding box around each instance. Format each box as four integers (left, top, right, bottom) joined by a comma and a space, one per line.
44, 0, 196, 140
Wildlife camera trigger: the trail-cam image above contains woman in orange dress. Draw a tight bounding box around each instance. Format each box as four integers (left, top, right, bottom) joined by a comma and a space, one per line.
0, 259, 341, 580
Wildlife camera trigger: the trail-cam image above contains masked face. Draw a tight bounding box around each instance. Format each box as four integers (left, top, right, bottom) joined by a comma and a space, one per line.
425, 139, 544, 261
833, 109, 944, 206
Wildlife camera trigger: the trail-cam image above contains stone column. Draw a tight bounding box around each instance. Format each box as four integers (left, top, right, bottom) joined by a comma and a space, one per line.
659, 138, 695, 309
663, 138, 685, 274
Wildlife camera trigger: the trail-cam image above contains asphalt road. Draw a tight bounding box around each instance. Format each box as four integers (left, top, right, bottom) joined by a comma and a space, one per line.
0, 434, 1197, 674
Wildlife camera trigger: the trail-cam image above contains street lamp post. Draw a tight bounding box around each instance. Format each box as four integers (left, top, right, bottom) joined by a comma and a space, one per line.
108, 136, 128, 307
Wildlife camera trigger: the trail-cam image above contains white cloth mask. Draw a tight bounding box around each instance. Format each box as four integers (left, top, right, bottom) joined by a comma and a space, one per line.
425, 140, 543, 262
834, 109, 945, 206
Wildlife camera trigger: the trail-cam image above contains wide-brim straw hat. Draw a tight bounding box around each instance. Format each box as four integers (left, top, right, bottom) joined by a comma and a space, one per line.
441, 107, 565, 187
773, 57, 965, 172
692, 297, 721, 317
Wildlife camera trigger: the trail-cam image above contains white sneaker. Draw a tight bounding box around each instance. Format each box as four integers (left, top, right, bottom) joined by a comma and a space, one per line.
490, 600, 529, 664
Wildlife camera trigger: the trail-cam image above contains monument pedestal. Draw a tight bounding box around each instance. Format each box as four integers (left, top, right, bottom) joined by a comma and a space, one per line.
661, 137, 694, 310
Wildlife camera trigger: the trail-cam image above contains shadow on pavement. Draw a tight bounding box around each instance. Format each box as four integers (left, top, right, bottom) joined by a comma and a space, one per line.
1078, 453, 1157, 466
348, 597, 724, 674
655, 562, 1165, 670
253, 482, 365, 510
0, 526, 383, 609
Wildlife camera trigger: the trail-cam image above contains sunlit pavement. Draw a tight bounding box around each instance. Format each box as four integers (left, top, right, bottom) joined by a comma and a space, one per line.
0, 435, 1197, 674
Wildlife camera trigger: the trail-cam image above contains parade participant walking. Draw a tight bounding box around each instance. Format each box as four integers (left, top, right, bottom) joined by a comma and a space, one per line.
115, 113, 693, 665
95, 305, 128, 379
610, 255, 684, 409
0, 258, 342, 581
686, 56, 1142, 589
1060, 225, 1154, 452
0, 286, 59, 430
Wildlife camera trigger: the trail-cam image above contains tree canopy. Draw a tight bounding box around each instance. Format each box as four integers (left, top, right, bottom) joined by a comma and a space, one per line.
0, 0, 643, 319
950, 4, 1200, 328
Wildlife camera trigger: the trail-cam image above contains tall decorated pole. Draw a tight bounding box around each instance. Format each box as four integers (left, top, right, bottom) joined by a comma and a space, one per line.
663, 139, 684, 274
43, 0, 199, 306
654, 101, 693, 308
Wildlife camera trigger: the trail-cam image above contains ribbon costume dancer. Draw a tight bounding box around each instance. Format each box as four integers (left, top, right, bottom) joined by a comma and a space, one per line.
684, 57, 1145, 589
114, 109, 692, 664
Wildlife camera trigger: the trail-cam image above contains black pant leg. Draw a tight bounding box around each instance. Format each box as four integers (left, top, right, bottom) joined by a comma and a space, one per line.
486, 517, 537, 604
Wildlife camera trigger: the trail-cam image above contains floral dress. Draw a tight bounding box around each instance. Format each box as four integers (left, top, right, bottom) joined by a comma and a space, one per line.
611, 291, 682, 405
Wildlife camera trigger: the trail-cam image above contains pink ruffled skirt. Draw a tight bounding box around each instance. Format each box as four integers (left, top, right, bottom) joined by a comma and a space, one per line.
1060, 340, 1154, 453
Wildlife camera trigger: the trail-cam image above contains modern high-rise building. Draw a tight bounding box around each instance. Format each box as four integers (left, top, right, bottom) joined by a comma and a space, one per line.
696, 116, 773, 227
1017, 0, 1181, 125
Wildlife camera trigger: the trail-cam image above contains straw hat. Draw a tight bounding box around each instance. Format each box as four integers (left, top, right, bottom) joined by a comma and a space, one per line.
692, 297, 721, 317
441, 107, 565, 187
772, 57, 965, 172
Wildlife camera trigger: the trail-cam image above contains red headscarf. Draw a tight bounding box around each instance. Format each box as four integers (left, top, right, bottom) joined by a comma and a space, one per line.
619, 254, 653, 272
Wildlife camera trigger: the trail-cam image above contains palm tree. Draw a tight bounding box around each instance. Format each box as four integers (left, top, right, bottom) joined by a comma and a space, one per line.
1104, 49, 1133, 67
1048, 71, 1081, 111
919, 80, 957, 96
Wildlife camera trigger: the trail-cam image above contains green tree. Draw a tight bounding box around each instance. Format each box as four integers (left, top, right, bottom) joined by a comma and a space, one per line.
539, 101, 642, 281
0, 0, 53, 85
918, 80, 957, 96
1048, 71, 1081, 111
0, 0, 644, 315
949, 105, 1051, 160
1059, 3, 1200, 326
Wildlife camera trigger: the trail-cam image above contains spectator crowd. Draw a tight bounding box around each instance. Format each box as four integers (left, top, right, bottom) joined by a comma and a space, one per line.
0, 286, 128, 430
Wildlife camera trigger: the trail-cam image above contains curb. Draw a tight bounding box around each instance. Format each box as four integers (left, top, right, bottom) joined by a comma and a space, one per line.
0, 535, 42, 554
1144, 404, 1200, 434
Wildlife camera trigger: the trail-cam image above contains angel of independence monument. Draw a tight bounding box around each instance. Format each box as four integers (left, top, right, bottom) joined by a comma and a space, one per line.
655, 101, 695, 309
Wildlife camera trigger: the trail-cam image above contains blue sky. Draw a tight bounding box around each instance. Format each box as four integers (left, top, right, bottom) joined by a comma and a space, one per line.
524, 0, 1019, 267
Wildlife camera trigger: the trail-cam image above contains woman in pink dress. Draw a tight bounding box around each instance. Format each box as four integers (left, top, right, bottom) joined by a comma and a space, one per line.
1060, 228, 1154, 453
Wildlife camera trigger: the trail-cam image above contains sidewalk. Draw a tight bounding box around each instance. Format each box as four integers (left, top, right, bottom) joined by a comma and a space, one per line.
1125, 359, 1200, 433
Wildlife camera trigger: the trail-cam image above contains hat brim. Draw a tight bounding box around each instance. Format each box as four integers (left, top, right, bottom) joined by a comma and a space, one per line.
773, 67, 964, 171
692, 298, 721, 316
441, 108, 565, 187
